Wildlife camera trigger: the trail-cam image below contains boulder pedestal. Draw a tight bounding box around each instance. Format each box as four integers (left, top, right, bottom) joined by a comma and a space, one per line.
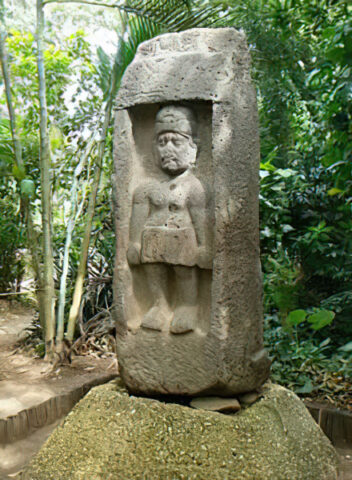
23, 381, 338, 480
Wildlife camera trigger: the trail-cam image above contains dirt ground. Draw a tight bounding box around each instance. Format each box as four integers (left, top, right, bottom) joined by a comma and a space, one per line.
0, 299, 116, 384
0, 299, 118, 478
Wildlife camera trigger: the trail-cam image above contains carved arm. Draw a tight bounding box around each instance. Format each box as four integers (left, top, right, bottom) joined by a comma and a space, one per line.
188, 182, 213, 269
127, 185, 149, 265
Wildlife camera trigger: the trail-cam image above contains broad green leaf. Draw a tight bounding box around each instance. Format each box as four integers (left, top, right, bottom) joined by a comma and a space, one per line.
260, 161, 276, 172
319, 338, 331, 348
276, 168, 296, 178
286, 309, 307, 327
339, 341, 352, 352
12, 164, 26, 181
49, 125, 63, 151
327, 187, 343, 196
20, 179, 35, 198
307, 310, 335, 330
295, 380, 314, 394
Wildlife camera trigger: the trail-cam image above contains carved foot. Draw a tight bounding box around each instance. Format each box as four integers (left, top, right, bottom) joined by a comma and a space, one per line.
141, 305, 168, 331
170, 306, 197, 334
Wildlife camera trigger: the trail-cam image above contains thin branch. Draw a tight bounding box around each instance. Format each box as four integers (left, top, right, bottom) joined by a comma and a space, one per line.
43, 0, 144, 12
0, 290, 37, 296
43, 0, 118, 7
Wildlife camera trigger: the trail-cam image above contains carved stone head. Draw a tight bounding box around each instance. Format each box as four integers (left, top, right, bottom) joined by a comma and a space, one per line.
154, 105, 198, 176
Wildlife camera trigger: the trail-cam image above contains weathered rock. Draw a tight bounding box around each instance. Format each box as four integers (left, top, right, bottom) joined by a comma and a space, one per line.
113, 27, 270, 397
23, 381, 338, 480
239, 391, 262, 406
190, 396, 241, 413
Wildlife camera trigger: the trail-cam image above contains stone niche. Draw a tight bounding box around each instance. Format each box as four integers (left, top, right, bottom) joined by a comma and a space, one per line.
113, 28, 271, 396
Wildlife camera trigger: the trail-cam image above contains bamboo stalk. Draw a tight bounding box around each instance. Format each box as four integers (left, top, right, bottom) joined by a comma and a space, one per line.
66, 162, 102, 341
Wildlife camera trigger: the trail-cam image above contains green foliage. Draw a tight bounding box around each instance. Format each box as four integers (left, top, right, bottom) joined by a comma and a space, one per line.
1, 0, 351, 386
0, 118, 25, 293
218, 0, 352, 344
0, 119, 14, 172
264, 313, 352, 395
340, 342, 352, 353
285, 308, 335, 332
286, 309, 307, 327
2, 0, 227, 345
0, 27, 100, 300
307, 310, 335, 331
210, 0, 352, 396
0, 197, 25, 293
20, 178, 35, 198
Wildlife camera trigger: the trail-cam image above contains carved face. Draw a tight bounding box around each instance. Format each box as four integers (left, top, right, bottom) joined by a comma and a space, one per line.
155, 131, 197, 176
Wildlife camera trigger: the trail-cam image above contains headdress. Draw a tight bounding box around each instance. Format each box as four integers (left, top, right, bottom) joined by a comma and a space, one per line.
155, 105, 197, 139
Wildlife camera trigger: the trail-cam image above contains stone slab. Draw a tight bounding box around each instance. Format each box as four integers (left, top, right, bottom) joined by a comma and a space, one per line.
190, 396, 241, 412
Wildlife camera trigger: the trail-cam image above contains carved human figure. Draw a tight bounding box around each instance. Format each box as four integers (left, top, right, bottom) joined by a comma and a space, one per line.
127, 105, 212, 334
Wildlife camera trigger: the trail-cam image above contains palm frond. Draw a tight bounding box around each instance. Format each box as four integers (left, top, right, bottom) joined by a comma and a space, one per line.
123, 0, 224, 32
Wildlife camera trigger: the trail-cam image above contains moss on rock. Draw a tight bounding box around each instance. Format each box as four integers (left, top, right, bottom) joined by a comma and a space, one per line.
22, 380, 338, 480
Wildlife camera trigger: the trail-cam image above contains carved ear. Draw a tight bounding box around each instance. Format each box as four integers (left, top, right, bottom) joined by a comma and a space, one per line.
191, 137, 200, 157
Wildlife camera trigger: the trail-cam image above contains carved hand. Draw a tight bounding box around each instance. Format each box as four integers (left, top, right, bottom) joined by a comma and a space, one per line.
197, 246, 212, 270
127, 243, 141, 265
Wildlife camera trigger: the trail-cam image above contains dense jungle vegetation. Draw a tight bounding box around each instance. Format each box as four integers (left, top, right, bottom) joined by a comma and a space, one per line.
0, 0, 351, 404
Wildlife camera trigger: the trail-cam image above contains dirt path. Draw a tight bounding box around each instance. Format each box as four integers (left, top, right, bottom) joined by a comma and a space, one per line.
0, 300, 118, 478
0, 299, 117, 392
0, 300, 33, 348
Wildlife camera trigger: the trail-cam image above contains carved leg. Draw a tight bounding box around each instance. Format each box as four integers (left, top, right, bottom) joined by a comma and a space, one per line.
170, 266, 198, 334
141, 264, 169, 331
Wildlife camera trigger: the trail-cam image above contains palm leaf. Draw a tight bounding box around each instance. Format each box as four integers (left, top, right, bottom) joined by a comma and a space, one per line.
123, 0, 223, 32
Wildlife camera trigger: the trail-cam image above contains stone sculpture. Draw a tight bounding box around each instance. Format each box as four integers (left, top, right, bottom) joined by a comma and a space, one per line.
113, 28, 271, 396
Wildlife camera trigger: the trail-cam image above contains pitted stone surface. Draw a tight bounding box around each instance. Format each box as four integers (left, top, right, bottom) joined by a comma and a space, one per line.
23, 381, 338, 480
113, 28, 270, 396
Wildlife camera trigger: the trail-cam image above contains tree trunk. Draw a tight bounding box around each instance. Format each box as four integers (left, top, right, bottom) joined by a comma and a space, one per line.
36, 0, 56, 358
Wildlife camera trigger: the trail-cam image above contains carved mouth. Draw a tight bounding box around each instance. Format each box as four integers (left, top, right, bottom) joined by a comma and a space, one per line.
162, 157, 178, 165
